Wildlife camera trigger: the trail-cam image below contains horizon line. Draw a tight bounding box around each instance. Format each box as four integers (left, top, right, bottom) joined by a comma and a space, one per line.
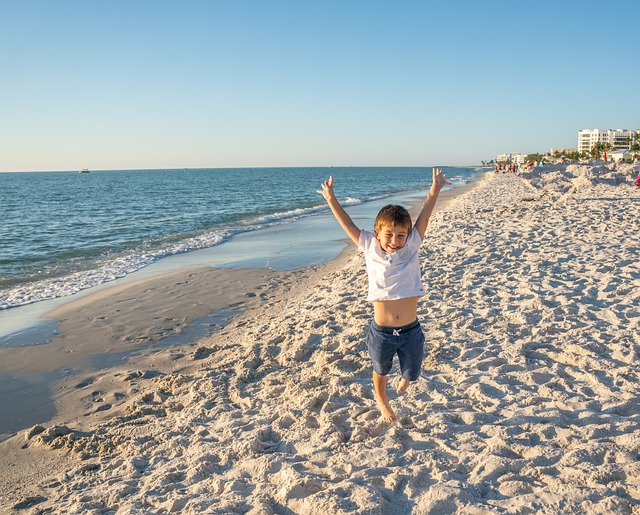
0, 164, 489, 173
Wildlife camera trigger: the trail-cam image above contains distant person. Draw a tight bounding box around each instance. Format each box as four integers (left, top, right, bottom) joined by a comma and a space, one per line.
317, 169, 450, 422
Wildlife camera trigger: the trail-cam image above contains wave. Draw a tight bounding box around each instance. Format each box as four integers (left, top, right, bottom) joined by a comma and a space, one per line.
0, 198, 367, 309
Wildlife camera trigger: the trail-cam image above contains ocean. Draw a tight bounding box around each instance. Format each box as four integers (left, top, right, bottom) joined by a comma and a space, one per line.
1, 166, 482, 311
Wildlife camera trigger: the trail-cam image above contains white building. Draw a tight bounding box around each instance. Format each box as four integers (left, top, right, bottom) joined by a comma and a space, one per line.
511, 153, 528, 165
496, 152, 527, 164
609, 150, 634, 162
578, 129, 640, 154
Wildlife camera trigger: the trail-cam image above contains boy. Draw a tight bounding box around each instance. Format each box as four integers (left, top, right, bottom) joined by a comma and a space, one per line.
317, 169, 450, 422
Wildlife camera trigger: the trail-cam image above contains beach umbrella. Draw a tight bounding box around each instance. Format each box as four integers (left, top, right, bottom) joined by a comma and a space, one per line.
604, 150, 607, 162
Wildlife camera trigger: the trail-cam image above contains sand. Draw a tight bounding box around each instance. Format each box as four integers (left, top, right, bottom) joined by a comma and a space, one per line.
1, 163, 639, 514
0, 267, 315, 434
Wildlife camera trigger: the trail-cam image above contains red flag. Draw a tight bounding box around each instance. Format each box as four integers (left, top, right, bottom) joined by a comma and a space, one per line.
604, 150, 607, 162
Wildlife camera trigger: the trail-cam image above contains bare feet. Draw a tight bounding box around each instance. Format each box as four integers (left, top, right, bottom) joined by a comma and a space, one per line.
397, 378, 411, 394
375, 393, 397, 422
372, 371, 397, 422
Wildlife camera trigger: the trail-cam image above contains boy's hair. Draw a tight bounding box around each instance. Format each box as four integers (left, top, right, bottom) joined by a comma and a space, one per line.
374, 204, 412, 233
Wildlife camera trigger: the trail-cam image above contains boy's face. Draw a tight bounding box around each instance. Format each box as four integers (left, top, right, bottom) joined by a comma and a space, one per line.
375, 223, 410, 254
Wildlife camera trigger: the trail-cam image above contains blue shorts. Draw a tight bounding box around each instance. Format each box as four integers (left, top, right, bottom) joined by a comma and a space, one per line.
365, 319, 425, 381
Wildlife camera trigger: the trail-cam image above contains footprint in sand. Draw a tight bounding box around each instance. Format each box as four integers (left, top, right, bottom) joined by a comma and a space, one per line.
12, 496, 47, 510
74, 377, 97, 389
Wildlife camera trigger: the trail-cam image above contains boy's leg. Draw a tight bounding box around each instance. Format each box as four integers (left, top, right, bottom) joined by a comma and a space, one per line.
373, 370, 396, 422
366, 321, 397, 422
397, 323, 425, 395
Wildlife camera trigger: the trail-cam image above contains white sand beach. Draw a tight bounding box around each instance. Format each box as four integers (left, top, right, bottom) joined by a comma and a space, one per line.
1, 163, 639, 514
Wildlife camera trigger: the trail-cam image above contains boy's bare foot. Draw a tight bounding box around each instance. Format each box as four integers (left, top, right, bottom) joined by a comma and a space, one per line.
375, 394, 397, 422
397, 378, 411, 394
372, 371, 397, 422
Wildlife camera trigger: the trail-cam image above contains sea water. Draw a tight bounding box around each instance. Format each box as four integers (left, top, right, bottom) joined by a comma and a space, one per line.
1, 166, 481, 312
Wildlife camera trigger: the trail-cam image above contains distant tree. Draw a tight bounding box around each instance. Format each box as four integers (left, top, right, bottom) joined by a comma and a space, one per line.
590, 142, 613, 159
525, 153, 544, 163
591, 142, 605, 160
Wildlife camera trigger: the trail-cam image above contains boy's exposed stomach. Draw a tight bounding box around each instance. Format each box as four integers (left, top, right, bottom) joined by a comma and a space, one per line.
373, 297, 419, 327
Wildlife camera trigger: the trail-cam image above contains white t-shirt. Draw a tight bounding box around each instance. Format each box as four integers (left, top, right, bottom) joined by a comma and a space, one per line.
358, 227, 426, 302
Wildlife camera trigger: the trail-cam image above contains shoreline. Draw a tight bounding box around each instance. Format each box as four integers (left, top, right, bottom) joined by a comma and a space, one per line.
0, 260, 348, 438
3, 164, 638, 513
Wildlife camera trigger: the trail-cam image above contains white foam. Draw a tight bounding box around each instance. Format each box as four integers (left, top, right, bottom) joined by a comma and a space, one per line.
0, 202, 350, 309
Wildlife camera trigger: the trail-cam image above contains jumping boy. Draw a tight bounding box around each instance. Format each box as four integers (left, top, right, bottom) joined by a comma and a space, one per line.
317, 168, 450, 422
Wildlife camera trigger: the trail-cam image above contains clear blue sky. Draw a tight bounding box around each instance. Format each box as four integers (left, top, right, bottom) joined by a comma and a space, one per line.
1, 0, 639, 171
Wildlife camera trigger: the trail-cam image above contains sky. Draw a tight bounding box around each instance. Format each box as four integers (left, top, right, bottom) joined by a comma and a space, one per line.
1, 0, 639, 172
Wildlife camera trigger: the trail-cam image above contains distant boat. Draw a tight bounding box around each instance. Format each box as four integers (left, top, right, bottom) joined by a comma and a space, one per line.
79, 169, 90, 174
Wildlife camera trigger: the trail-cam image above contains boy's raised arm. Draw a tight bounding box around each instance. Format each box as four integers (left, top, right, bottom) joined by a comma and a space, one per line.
414, 168, 451, 239
317, 176, 361, 246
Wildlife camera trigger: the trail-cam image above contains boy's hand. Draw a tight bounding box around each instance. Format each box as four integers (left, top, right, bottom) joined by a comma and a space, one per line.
414, 168, 451, 238
316, 176, 336, 202
316, 175, 361, 245
432, 168, 451, 190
